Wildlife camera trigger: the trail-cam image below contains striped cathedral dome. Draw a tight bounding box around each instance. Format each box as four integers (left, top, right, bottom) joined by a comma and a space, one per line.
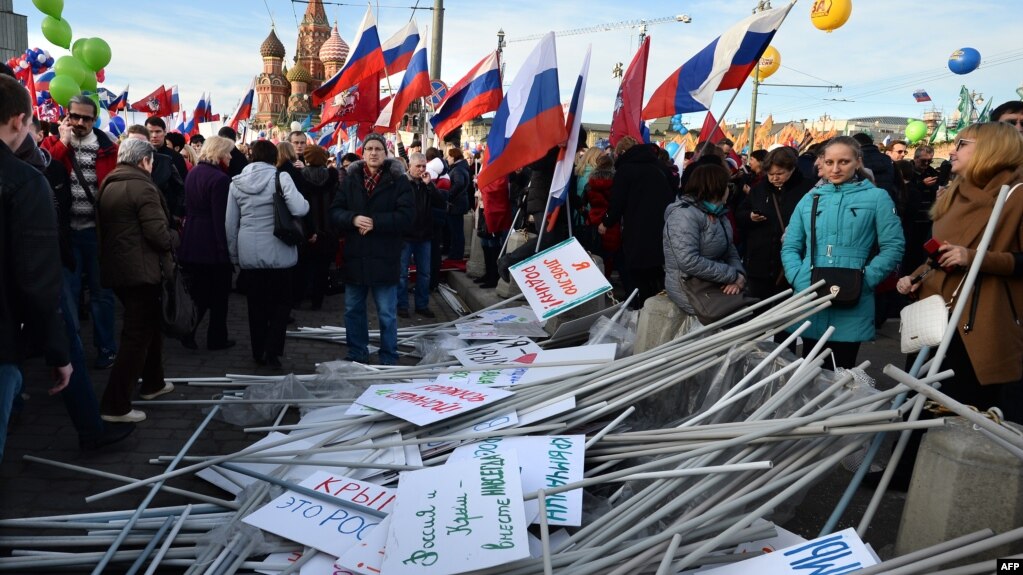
260, 27, 286, 58
319, 23, 350, 63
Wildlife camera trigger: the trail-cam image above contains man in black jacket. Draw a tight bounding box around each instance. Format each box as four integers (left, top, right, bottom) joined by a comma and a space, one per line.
852, 133, 901, 213
329, 133, 415, 365
0, 74, 72, 461
398, 152, 446, 319
218, 126, 248, 177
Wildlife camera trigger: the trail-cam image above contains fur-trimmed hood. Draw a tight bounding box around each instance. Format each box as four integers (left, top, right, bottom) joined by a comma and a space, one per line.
344, 158, 406, 180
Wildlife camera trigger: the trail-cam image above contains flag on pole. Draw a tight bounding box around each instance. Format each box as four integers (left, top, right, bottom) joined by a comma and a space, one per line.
929, 119, 949, 144
176, 111, 188, 133
376, 32, 431, 132
954, 85, 973, 132
228, 79, 256, 131
609, 36, 650, 147
697, 111, 727, 146
312, 6, 386, 106
977, 99, 992, 122
130, 85, 171, 117
381, 20, 420, 76
545, 46, 591, 232
912, 89, 931, 103
643, 2, 794, 119
168, 85, 180, 115
430, 51, 502, 141
107, 86, 129, 114
476, 32, 566, 191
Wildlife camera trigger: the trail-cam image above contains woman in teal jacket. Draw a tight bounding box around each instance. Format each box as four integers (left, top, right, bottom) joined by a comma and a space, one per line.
781, 136, 904, 367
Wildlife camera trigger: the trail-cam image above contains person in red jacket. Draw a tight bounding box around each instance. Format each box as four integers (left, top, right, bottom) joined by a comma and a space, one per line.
40, 95, 120, 369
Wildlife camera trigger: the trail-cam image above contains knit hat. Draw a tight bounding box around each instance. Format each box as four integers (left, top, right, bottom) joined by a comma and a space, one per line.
362, 133, 387, 152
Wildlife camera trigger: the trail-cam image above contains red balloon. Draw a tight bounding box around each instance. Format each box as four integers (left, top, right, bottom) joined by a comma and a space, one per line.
96, 68, 105, 82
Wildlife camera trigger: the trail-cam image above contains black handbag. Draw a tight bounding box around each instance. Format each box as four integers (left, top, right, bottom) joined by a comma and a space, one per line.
809, 194, 863, 307
666, 208, 757, 325
273, 172, 306, 246
161, 259, 197, 338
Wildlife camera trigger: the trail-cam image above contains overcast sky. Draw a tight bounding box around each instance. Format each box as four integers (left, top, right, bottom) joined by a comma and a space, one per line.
17, 0, 1022, 132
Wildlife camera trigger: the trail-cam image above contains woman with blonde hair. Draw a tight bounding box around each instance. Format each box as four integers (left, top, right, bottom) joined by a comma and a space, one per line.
896, 122, 1023, 422
178, 135, 237, 350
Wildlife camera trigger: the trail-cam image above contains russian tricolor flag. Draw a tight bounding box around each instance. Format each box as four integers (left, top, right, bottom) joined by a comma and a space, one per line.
168, 84, 180, 115
382, 20, 420, 76
430, 50, 502, 141
376, 32, 431, 132
107, 85, 128, 114
642, 2, 793, 119
476, 32, 566, 191
312, 6, 386, 106
228, 79, 255, 131
544, 46, 591, 232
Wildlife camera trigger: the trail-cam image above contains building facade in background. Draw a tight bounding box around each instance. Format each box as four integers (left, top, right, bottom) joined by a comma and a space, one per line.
0, 0, 28, 64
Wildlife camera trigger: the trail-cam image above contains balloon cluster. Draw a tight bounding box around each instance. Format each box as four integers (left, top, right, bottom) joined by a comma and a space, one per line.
669, 114, 688, 134
665, 141, 681, 157
5, 46, 55, 77
32, 0, 112, 109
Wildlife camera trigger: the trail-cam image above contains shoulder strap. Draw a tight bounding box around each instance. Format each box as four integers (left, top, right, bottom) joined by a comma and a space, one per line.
810, 194, 820, 271
275, 171, 284, 197
67, 150, 97, 205
771, 192, 786, 235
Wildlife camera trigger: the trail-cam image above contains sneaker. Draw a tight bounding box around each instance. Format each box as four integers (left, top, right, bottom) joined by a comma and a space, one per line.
100, 409, 147, 423
415, 308, 436, 319
80, 422, 136, 450
94, 351, 117, 370
139, 383, 174, 400
398, 309, 410, 318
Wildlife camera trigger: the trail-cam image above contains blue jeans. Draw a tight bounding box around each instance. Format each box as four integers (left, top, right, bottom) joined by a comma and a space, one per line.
0, 363, 23, 462
65, 228, 118, 356
447, 213, 465, 260
398, 241, 431, 311
344, 284, 398, 365
59, 280, 105, 442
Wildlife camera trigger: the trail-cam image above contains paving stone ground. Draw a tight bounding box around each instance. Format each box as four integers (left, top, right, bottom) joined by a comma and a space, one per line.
0, 272, 908, 570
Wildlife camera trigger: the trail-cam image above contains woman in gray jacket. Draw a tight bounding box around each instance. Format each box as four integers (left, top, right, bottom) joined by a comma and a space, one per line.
663, 164, 747, 319
226, 140, 309, 368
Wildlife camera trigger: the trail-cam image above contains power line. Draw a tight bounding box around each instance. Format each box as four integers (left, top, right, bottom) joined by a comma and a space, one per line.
291, 0, 434, 8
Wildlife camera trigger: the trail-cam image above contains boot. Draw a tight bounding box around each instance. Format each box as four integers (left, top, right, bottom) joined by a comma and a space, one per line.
480, 245, 499, 288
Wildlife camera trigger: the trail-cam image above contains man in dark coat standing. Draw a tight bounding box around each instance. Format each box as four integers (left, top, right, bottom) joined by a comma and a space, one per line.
218, 126, 249, 177
599, 138, 675, 309
0, 75, 72, 460
329, 134, 415, 365
399, 152, 445, 319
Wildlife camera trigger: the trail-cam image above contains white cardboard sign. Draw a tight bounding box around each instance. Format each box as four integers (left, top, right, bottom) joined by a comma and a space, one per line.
701, 528, 878, 575
451, 338, 542, 367
509, 237, 611, 320
383, 451, 531, 575
353, 382, 513, 426
449, 435, 586, 526
243, 471, 395, 558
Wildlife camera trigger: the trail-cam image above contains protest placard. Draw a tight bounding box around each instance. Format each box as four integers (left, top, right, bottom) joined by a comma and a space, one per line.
353, 382, 514, 426
254, 550, 344, 575
700, 528, 878, 575
243, 471, 395, 558
476, 306, 543, 325
512, 344, 616, 386
509, 237, 611, 320
449, 435, 586, 526
383, 451, 531, 575
451, 338, 542, 367
338, 514, 391, 575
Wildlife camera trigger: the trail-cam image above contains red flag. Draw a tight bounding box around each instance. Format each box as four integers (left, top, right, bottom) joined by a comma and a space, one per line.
609, 36, 649, 147
697, 111, 727, 146
130, 85, 171, 117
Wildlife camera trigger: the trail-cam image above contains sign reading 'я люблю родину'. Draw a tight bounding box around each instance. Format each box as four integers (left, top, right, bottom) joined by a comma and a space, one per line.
382, 450, 530, 575
509, 237, 612, 320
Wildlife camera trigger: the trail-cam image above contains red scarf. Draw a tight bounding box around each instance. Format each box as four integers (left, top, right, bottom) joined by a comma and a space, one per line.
363, 164, 381, 195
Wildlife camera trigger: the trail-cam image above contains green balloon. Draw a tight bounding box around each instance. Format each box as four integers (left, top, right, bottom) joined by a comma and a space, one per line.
88, 93, 102, 116
32, 0, 63, 19
49, 74, 80, 107
40, 15, 72, 49
80, 71, 97, 93
72, 38, 87, 61
54, 55, 90, 87
906, 120, 928, 144
81, 38, 112, 72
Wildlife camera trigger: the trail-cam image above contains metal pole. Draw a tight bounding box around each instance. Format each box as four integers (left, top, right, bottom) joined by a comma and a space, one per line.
748, 69, 760, 156
430, 0, 443, 80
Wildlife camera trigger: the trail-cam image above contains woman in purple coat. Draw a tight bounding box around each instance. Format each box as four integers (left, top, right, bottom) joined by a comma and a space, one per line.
177, 136, 236, 350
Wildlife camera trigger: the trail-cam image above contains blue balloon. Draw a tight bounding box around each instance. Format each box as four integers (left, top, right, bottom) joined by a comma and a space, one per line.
107, 115, 125, 136
677, 125, 688, 136
948, 47, 981, 75
665, 142, 680, 157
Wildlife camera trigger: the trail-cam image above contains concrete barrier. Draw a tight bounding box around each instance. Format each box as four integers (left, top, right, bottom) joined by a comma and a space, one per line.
895, 417, 1023, 565
634, 293, 686, 354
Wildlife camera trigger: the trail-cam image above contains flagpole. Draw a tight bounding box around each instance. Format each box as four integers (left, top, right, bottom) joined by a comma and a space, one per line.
697, 88, 742, 157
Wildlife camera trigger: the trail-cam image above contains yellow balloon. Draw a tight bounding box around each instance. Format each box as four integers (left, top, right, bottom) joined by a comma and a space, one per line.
810, 0, 852, 33
751, 46, 780, 82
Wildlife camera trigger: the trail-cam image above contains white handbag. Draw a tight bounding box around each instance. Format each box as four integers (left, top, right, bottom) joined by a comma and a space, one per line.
899, 294, 949, 354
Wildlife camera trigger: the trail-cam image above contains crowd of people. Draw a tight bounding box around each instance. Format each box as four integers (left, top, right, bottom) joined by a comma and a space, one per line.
2, 57, 1023, 462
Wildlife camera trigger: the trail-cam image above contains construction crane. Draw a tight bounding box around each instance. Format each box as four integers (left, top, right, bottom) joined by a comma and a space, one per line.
506, 14, 692, 44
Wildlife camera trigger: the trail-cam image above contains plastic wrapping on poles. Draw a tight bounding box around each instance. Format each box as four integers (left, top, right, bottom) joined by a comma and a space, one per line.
587, 311, 639, 359
414, 333, 470, 364
213, 374, 315, 426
